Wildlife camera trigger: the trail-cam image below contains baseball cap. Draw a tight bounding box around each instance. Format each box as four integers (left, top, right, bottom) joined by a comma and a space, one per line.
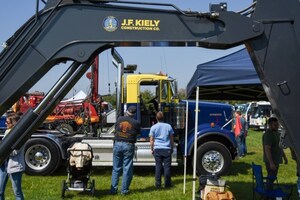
127, 106, 137, 116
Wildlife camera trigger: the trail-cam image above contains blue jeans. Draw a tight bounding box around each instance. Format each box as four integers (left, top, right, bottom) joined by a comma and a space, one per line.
110, 141, 135, 194
0, 163, 24, 200
297, 176, 300, 198
153, 149, 172, 188
236, 135, 245, 157
242, 135, 247, 154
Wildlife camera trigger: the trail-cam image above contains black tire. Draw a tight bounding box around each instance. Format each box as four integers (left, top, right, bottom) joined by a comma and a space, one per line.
61, 180, 66, 198
57, 123, 75, 136
24, 138, 61, 176
195, 141, 232, 176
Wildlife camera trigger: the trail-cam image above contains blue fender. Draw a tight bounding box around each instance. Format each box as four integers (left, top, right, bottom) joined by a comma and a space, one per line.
183, 123, 236, 156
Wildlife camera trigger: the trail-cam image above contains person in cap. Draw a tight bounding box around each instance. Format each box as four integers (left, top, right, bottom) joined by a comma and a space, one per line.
110, 105, 141, 195
262, 117, 288, 190
149, 111, 174, 188
234, 110, 244, 157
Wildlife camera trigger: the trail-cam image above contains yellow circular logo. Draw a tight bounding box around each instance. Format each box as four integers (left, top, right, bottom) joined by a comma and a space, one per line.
103, 16, 118, 32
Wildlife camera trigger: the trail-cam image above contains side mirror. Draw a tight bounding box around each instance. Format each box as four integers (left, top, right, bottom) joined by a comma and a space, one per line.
174, 80, 178, 94
171, 80, 179, 102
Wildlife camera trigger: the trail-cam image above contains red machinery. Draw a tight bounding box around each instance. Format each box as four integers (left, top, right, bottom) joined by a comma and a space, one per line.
15, 57, 102, 135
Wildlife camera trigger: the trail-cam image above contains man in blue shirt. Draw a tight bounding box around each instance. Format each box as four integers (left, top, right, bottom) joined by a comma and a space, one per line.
149, 111, 174, 188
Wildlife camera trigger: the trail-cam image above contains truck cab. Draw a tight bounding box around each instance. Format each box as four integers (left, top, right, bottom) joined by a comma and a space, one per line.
248, 101, 273, 130
123, 72, 182, 139
119, 72, 237, 175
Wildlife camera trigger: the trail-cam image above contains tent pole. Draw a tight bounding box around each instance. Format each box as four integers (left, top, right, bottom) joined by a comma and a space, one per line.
183, 101, 189, 194
192, 87, 199, 200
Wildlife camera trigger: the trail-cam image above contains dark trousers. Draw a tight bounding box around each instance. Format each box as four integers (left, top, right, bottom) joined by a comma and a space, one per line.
265, 162, 279, 191
153, 149, 172, 188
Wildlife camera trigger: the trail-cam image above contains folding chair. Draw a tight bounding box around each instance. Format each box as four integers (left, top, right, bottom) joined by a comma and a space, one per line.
251, 162, 292, 200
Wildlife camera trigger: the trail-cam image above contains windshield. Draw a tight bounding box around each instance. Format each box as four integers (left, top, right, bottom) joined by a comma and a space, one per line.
251, 105, 272, 118
235, 103, 249, 115
161, 81, 168, 99
170, 80, 176, 97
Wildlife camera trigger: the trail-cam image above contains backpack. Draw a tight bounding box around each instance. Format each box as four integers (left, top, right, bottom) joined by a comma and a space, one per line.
205, 191, 235, 200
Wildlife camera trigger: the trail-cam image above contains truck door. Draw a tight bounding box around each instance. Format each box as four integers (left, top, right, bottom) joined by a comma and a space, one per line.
136, 79, 159, 138
159, 80, 172, 124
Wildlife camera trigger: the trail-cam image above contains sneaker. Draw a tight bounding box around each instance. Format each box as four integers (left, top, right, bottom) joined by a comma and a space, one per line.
109, 190, 117, 195
165, 185, 172, 189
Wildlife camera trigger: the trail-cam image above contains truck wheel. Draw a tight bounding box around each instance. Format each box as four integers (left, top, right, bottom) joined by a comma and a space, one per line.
57, 123, 75, 136
24, 138, 61, 175
196, 141, 232, 176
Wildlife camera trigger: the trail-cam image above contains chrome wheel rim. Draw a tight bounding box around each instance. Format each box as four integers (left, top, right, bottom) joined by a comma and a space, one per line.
25, 144, 51, 171
201, 150, 224, 173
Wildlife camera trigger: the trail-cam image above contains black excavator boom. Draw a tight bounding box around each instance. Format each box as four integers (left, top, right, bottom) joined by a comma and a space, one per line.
0, 0, 300, 163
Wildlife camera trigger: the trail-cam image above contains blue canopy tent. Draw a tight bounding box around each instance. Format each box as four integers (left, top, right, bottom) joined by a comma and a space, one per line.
186, 48, 267, 101
185, 49, 268, 196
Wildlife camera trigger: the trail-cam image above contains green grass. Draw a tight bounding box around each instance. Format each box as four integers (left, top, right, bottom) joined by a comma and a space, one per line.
3, 130, 299, 199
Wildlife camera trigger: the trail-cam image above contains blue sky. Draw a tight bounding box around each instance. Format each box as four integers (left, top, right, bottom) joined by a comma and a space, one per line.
0, 0, 252, 97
